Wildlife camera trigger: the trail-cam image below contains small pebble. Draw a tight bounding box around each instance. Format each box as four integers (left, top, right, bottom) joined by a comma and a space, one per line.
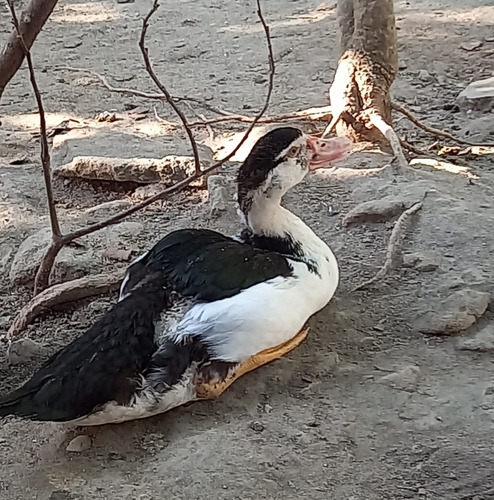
250, 421, 264, 433
66, 435, 92, 452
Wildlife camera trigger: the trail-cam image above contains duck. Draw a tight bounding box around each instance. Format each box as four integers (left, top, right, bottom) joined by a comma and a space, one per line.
0, 126, 351, 426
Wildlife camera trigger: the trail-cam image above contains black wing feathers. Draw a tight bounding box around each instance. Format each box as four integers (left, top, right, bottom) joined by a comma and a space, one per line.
0, 281, 168, 421
133, 228, 293, 301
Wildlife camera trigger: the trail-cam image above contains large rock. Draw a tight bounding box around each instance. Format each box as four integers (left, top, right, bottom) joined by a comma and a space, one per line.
343, 194, 423, 226
417, 289, 491, 335
9, 221, 144, 286
51, 129, 214, 185
456, 77, 494, 112
458, 324, 494, 352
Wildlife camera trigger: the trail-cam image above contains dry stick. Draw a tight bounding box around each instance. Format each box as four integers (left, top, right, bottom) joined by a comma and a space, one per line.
8, 272, 122, 339
392, 101, 494, 148
55, 65, 236, 117
187, 106, 333, 126
6, 1, 65, 296
352, 200, 424, 292
8, 0, 276, 335
139, 1, 201, 176
369, 112, 409, 169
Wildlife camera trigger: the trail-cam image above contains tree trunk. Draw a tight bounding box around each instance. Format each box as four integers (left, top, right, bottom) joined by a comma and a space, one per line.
0, 0, 59, 101
329, 0, 398, 147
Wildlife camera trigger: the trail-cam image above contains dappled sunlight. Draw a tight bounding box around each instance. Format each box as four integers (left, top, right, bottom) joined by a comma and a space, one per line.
51, 3, 120, 24
1, 112, 85, 132
410, 158, 479, 178
220, 4, 335, 34
399, 5, 494, 26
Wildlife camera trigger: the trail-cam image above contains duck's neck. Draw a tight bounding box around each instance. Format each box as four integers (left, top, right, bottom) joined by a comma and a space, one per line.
240, 196, 332, 264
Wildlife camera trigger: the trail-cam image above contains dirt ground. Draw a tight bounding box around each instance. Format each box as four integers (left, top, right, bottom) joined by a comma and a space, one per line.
1, 0, 494, 499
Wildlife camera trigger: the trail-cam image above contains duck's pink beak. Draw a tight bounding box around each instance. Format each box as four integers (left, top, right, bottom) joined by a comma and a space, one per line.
307, 136, 353, 171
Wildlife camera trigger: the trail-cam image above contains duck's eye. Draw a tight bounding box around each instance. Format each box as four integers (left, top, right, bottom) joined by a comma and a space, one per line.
287, 146, 300, 158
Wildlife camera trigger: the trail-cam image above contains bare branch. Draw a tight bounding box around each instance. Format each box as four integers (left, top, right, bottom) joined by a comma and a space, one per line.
55, 65, 236, 117
7, 0, 61, 238
8, 272, 122, 339
0, 0, 59, 100
392, 101, 494, 148
369, 112, 409, 170
353, 199, 424, 292
138, 0, 201, 176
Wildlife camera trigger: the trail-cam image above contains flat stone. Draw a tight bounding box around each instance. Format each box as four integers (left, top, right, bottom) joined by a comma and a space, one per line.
66, 435, 92, 452
7, 338, 48, 365
9, 221, 144, 286
456, 77, 494, 112
378, 365, 421, 392
207, 175, 228, 216
343, 194, 422, 226
460, 116, 494, 143
417, 289, 491, 335
51, 129, 213, 185
403, 252, 440, 272
458, 324, 494, 351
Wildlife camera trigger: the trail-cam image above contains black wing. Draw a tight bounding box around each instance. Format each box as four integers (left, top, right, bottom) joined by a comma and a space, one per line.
121, 228, 294, 302
0, 281, 167, 422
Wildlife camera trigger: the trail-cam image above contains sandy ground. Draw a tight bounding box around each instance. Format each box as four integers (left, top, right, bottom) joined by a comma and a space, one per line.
1, 0, 494, 499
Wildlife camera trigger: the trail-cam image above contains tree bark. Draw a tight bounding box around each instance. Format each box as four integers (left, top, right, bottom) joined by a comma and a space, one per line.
329, 0, 398, 147
0, 0, 59, 101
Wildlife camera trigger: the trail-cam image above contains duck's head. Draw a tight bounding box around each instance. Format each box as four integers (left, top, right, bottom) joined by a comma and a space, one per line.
237, 126, 351, 215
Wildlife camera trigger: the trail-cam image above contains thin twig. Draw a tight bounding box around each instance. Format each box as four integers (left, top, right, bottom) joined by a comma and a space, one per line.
55, 65, 236, 117
392, 101, 494, 148
369, 112, 409, 170
188, 106, 333, 126
352, 200, 425, 292
7, 1, 61, 238
8, 272, 122, 339
139, 0, 201, 176
207, 0, 275, 168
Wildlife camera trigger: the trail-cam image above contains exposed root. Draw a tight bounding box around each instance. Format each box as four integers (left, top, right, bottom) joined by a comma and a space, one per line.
8, 272, 122, 339
352, 200, 424, 292
369, 112, 409, 170
392, 101, 494, 148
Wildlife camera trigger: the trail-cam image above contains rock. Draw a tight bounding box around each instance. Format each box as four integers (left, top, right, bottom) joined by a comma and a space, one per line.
456, 77, 494, 112
7, 338, 48, 365
378, 365, 421, 392
402, 252, 440, 272
9, 222, 144, 286
0, 316, 11, 328
66, 435, 92, 452
460, 116, 494, 143
51, 129, 213, 185
53, 155, 205, 186
132, 183, 165, 201
458, 324, 494, 351
0, 245, 13, 274
418, 69, 433, 82
417, 289, 490, 335
250, 421, 265, 433
207, 175, 228, 215
343, 194, 422, 226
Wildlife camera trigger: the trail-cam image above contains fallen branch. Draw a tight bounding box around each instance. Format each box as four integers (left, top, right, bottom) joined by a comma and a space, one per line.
55, 65, 237, 118
188, 106, 333, 126
352, 199, 424, 292
392, 101, 494, 148
8, 272, 122, 339
0, 0, 59, 100
369, 112, 409, 170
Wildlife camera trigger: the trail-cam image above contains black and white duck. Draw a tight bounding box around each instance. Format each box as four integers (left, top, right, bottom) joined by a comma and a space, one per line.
0, 126, 351, 426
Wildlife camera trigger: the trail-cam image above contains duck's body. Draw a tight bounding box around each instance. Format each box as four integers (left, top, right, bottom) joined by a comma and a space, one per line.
0, 127, 351, 425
